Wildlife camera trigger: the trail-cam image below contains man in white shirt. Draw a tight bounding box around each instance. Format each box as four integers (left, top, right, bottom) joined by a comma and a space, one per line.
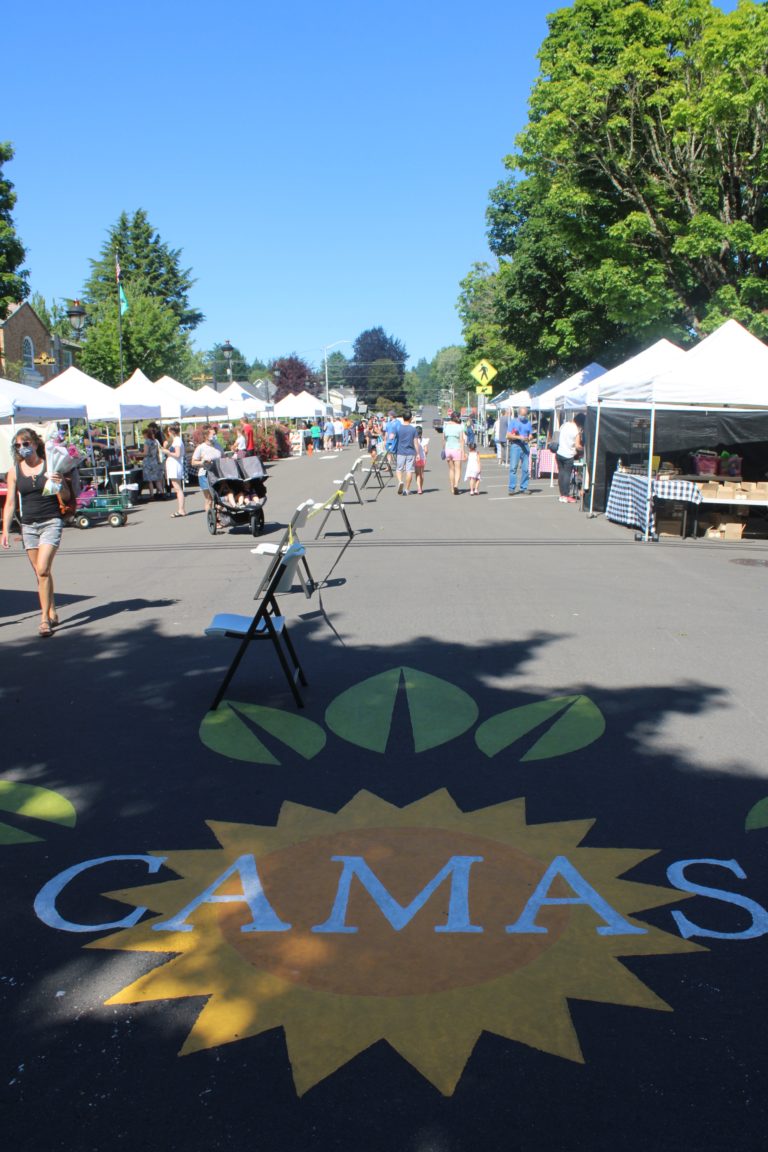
555, 413, 585, 503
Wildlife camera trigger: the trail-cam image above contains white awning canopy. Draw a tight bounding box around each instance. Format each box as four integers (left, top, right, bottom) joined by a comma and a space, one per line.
0, 377, 88, 422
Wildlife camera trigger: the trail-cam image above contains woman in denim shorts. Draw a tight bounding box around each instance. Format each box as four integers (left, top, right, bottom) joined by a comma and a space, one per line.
1, 427, 66, 637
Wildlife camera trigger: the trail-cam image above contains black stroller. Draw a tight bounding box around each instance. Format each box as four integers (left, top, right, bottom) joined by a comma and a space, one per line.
206, 456, 268, 536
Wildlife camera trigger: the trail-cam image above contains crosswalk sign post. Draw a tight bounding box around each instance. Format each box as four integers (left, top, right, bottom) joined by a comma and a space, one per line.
470, 359, 498, 389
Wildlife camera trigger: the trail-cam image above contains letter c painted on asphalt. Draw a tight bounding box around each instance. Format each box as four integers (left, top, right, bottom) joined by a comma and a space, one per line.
34, 855, 167, 933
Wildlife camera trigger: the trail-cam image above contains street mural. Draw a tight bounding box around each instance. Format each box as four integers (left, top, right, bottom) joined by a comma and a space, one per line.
21, 668, 768, 1100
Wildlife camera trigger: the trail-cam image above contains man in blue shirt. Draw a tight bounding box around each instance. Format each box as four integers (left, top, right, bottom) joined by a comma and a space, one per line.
393, 412, 420, 495
507, 404, 534, 494
384, 410, 400, 454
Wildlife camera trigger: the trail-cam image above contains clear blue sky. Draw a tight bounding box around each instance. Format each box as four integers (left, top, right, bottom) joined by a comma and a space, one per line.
5, 0, 736, 371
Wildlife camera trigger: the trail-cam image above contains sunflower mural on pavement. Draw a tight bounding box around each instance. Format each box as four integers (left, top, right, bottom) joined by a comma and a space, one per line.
84, 668, 702, 1095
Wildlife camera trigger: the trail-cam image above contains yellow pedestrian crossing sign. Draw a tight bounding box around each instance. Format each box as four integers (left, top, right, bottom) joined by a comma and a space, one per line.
471, 359, 497, 388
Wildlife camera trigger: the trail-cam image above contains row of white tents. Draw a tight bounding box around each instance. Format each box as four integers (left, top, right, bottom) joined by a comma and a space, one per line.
498, 319, 768, 413
0, 367, 331, 427
495, 319, 768, 538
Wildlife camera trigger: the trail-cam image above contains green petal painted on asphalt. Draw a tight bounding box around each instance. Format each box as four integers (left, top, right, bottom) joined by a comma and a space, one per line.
0, 821, 44, 845
325, 667, 478, 753
0, 780, 77, 828
522, 695, 605, 761
475, 695, 605, 761
476, 697, 575, 758
199, 701, 326, 764
325, 668, 401, 752
745, 798, 768, 832
403, 667, 479, 752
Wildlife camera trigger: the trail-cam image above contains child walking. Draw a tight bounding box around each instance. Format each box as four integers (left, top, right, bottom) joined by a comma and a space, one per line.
464, 445, 482, 495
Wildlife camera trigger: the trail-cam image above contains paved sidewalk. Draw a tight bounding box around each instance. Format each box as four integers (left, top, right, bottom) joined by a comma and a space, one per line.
2, 447, 767, 1152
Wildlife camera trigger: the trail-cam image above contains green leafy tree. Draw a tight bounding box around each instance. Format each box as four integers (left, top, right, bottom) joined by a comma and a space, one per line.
366, 359, 402, 406
457, 263, 523, 387
200, 342, 251, 387
78, 289, 193, 386
466, 0, 768, 378
83, 209, 203, 331
345, 327, 408, 399
404, 357, 440, 409
0, 142, 28, 321
28, 291, 73, 340
249, 356, 270, 384
433, 346, 466, 408
324, 350, 348, 393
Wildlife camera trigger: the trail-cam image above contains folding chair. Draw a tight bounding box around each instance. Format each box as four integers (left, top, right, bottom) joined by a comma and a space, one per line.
334, 456, 364, 505
360, 450, 395, 491
251, 499, 316, 598
311, 474, 355, 541
205, 543, 308, 710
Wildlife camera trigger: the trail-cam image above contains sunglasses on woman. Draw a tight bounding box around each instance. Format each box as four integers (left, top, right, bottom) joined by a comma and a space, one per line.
15, 440, 33, 448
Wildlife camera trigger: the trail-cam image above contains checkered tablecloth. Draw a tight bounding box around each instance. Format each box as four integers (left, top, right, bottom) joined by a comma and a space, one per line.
652, 478, 703, 505
607, 473, 703, 534
536, 448, 559, 477
606, 472, 653, 532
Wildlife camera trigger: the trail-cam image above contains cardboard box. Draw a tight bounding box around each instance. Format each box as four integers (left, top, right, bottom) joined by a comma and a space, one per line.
718, 483, 737, 498
700, 482, 723, 498
656, 518, 681, 537
723, 521, 745, 540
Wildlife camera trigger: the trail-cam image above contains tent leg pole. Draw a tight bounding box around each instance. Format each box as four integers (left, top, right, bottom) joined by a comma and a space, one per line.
588, 403, 601, 517
639, 404, 657, 543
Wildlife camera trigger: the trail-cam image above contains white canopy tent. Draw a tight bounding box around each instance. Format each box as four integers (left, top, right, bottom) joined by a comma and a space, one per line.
650, 320, 768, 405
0, 377, 87, 422
586, 322, 768, 535
42, 367, 162, 480
116, 373, 192, 420
532, 362, 607, 411
154, 375, 226, 418
273, 391, 325, 420
219, 382, 269, 420
40, 367, 121, 421
585, 340, 687, 518
194, 384, 230, 415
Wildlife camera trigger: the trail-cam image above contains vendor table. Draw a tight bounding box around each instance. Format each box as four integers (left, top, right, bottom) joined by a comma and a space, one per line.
606, 473, 703, 536
536, 448, 559, 478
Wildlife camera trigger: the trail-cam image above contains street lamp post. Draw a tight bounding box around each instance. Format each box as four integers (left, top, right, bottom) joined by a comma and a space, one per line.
322, 339, 351, 408
222, 340, 234, 391
67, 300, 87, 339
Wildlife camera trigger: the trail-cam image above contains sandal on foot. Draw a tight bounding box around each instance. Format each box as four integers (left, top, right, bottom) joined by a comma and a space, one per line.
39, 621, 53, 638
48, 613, 59, 627
171, 512, 186, 518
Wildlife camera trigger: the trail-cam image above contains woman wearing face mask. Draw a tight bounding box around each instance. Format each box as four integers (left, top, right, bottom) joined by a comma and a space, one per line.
1, 427, 68, 637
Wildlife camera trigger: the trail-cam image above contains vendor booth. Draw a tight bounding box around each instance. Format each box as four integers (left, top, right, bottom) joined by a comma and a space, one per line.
585, 322, 768, 541
42, 366, 162, 491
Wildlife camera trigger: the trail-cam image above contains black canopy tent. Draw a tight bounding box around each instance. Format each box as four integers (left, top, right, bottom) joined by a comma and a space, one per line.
585, 404, 768, 516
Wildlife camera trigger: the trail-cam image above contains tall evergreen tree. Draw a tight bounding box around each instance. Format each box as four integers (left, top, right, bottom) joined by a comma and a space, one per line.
0, 142, 28, 321
78, 289, 194, 386
83, 209, 203, 331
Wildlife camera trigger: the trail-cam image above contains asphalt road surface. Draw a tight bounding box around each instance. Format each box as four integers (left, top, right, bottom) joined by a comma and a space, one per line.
2, 447, 767, 1152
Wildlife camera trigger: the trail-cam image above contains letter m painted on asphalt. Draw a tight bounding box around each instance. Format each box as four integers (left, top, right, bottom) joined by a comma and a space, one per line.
312, 855, 484, 934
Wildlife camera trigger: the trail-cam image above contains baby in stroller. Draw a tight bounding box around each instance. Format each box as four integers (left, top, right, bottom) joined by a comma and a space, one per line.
206, 456, 268, 536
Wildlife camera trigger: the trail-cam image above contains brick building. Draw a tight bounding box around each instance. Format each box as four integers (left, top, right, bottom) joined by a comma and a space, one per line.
0, 301, 78, 386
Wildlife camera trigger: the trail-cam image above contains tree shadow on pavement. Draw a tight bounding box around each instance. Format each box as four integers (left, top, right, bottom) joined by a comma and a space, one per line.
1, 614, 766, 1152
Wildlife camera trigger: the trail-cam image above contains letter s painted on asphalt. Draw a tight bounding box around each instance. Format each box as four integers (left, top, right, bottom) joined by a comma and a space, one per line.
667, 858, 768, 940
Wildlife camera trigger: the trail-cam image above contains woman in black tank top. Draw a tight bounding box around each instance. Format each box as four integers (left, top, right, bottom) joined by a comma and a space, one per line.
1, 427, 66, 637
